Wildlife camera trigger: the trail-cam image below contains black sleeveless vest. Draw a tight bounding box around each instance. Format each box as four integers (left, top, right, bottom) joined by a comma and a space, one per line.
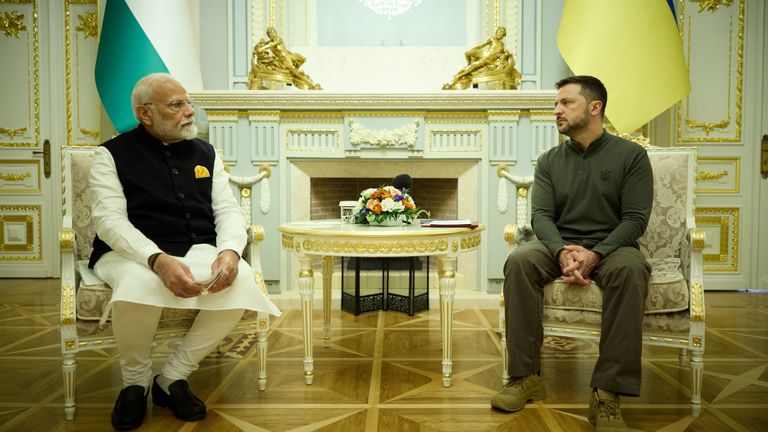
89, 125, 217, 267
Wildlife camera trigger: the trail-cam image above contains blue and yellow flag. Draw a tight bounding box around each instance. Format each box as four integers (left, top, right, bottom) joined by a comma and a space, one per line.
557, 0, 690, 133
95, 0, 203, 133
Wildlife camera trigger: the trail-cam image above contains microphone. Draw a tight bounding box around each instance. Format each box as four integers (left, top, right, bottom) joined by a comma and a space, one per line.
391, 174, 413, 192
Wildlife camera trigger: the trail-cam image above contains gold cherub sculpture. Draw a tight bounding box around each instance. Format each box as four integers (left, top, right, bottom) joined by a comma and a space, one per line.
443, 26, 521, 90
248, 27, 322, 90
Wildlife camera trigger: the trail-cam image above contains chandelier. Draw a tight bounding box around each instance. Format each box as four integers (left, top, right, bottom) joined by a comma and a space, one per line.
358, 0, 423, 18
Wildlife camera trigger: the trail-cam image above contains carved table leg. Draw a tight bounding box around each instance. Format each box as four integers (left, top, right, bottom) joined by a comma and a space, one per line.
322, 256, 333, 347
298, 256, 315, 384
438, 256, 457, 387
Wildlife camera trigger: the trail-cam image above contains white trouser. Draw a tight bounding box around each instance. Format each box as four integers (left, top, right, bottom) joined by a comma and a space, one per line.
112, 301, 244, 388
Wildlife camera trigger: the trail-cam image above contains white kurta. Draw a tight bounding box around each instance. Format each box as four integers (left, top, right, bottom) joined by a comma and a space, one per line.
90, 145, 281, 316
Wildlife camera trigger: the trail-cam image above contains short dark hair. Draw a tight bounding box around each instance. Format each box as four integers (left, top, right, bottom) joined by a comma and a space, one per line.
555, 75, 607, 117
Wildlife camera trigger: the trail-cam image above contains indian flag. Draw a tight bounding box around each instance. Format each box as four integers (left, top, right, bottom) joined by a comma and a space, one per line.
95, 0, 203, 133
557, 0, 690, 133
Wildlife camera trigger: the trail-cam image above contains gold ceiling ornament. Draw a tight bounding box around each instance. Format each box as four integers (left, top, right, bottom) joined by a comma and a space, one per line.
75, 12, 98, 38
248, 27, 322, 90
1, 11, 26, 38
443, 26, 521, 90
695, 0, 733, 12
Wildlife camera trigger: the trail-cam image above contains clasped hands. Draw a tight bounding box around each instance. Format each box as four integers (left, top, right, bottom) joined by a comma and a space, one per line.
151, 250, 240, 298
557, 245, 601, 285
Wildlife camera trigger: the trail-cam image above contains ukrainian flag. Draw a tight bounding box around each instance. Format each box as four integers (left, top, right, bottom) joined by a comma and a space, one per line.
95, 0, 203, 133
557, 0, 690, 134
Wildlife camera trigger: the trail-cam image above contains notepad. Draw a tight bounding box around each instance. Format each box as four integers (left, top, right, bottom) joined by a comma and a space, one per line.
420, 219, 478, 228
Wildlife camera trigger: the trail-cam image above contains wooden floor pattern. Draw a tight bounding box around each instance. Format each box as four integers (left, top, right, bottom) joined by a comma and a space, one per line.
0, 278, 766, 431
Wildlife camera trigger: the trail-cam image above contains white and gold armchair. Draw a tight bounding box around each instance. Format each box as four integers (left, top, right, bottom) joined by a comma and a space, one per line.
59, 146, 271, 420
499, 146, 705, 406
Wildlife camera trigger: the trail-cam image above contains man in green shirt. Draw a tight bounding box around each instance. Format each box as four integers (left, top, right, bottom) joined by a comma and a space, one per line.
491, 75, 653, 432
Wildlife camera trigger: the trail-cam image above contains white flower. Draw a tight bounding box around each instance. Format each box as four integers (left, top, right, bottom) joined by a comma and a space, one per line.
381, 197, 404, 213
361, 188, 377, 199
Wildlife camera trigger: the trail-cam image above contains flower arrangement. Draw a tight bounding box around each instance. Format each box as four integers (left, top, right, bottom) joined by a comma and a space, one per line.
353, 185, 418, 225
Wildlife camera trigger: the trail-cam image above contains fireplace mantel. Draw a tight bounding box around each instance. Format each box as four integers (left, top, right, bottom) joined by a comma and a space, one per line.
190, 90, 560, 300
192, 90, 556, 111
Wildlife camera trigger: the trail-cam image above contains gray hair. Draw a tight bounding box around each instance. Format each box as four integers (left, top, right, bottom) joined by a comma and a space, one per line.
131, 73, 177, 120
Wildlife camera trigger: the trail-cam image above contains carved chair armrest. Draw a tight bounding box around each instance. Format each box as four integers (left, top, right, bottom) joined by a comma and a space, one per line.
245, 224, 269, 295
503, 224, 535, 251
60, 227, 79, 350
684, 228, 706, 325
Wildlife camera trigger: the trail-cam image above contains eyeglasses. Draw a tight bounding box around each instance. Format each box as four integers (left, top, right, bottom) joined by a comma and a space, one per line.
143, 100, 195, 113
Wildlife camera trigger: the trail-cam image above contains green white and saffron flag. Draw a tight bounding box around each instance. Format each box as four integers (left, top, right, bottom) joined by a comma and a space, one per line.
557, 0, 690, 133
95, 0, 203, 133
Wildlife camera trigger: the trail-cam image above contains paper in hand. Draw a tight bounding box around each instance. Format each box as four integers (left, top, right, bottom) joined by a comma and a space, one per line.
197, 269, 223, 293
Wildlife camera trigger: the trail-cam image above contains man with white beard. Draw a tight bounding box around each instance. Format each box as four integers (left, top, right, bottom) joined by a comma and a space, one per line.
88, 73, 280, 430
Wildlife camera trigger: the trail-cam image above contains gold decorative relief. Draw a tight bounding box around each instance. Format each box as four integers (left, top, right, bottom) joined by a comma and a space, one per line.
503, 224, 516, 243
696, 170, 727, 181
694, 0, 733, 12
61, 283, 75, 325
0, 10, 26, 38
79, 128, 99, 138
695, 157, 740, 194
0, 172, 30, 181
251, 224, 265, 242
75, 11, 97, 38
59, 228, 74, 250
695, 207, 739, 272
690, 281, 705, 322
2, 0, 39, 148
281, 234, 294, 249
677, 0, 743, 143
0, 205, 41, 261
65, 0, 100, 147
685, 118, 729, 134
691, 229, 705, 250
460, 234, 482, 250
0, 127, 27, 139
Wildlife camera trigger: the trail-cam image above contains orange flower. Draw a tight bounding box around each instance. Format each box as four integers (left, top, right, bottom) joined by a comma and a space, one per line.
366, 199, 383, 214
403, 198, 415, 209
371, 188, 390, 200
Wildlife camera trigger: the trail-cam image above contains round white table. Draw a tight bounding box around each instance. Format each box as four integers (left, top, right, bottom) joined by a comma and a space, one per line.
277, 219, 485, 387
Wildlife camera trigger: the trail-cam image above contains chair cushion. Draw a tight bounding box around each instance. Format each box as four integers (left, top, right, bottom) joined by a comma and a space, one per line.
543, 258, 688, 314
543, 308, 691, 336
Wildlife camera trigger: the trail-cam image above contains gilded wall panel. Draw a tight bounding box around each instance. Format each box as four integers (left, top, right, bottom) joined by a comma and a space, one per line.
0, 0, 38, 147
695, 156, 740, 194
695, 207, 739, 272
65, 0, 100, 146
0, 159, 40, 193
677, 0, 743, 143
0, 204, 41, 261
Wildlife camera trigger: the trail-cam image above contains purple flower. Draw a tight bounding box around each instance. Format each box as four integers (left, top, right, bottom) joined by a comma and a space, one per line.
394, 194, 404, 202
361, 208, 370, 215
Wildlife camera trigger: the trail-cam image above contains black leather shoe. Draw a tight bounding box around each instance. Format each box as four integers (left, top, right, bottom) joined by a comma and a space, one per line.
151, 376, 206, 421
111, 385, 148, 431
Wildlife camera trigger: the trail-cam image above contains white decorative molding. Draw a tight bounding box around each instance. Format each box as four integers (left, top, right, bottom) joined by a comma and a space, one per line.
349, 119, 418, 148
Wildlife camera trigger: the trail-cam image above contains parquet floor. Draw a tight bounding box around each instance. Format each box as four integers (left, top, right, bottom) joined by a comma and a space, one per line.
0, 278, 766, 431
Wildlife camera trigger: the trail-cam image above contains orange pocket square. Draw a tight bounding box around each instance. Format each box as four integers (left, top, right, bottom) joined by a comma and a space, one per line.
194, 165, 210, 179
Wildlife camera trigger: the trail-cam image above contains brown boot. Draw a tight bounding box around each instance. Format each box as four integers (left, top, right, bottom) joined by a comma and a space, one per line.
490, 375, 546, 413
588, 389, 629, 431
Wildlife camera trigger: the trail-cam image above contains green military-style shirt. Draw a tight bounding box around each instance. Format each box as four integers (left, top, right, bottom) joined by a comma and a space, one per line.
531, 131, 653, 258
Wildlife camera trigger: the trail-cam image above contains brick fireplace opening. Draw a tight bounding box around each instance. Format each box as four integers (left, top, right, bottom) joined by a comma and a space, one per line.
287, 159, 479, 295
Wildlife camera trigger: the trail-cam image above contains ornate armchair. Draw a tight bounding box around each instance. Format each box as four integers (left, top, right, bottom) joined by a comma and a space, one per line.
59, 146, 271, 420
499, 146, 705, 406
